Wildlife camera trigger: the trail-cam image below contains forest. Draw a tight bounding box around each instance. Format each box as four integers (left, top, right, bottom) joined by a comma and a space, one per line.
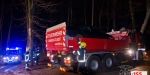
0, 0, 150, 54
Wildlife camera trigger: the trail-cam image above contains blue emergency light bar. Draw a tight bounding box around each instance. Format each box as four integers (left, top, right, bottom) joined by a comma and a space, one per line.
6, 47, 21, 50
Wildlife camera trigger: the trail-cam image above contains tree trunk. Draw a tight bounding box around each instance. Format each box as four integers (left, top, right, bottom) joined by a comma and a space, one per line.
67, 0, 72, 26
26, 0, 36, 66
0, 0, 4, 54
140, 9, 150, 33
107, 0, 109, 32
91, 0, 94, 26
98, 0, 104, 29
70, 0, 73, 26
84, 0, 87, 25
129, 0, 136, 30
140, 0, 150, 33
67, 1, 70, 26
113, 0, 117, 30
7, 9, 13, 47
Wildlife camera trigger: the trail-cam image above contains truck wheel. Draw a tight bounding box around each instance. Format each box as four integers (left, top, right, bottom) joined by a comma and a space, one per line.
103, 54, 114, 70
138, 50, 143, 63
86, 56, 100, 74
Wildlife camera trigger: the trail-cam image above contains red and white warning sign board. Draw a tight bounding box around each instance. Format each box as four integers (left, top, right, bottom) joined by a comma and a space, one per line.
46, 22, 66, 50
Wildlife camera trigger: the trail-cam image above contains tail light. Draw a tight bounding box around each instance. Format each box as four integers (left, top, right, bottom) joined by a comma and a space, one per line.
64, 57, 71, 64
64, 59, 71, 64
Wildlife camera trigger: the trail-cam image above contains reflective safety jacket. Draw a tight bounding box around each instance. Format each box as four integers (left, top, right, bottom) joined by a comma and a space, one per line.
77, 48, 86, 62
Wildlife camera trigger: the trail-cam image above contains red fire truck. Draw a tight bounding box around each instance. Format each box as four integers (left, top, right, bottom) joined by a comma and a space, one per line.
46, 22, 147, 74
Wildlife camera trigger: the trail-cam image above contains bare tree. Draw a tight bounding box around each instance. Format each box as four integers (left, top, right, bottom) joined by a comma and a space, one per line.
113, 0, 117, 30
67, 0, 72, 26
14, 0, 61, 50
107, 0, 110, 32
16, 0, 62, 62
25, 0, 36, 65
92, 0, 94, 26
84, 0, 87, 25
0, 0, 4, 54
140, 0, 150, 33
129, 0, 136, 30
98, 0, 104, 29
7, 8, 13, 48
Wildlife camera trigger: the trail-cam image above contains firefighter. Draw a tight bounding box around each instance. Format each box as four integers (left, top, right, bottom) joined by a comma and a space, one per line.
25, 51, 30, 70
76, 42, 86, 62
35, 47, 40, 65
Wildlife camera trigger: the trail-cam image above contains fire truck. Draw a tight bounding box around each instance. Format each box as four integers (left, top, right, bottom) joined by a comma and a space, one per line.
46, 22, 147, 74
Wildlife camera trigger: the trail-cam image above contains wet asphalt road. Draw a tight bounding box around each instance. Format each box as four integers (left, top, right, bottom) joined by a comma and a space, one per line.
0, 56, 149, 75
97, 56, 150, 75
0, 63, 20, 72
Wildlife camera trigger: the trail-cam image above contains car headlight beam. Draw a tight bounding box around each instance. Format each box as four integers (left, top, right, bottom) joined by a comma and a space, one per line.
3, 57, 6, 60
64, 56, 71, 60
127, 49, 133, 54
15, 56, 19, 59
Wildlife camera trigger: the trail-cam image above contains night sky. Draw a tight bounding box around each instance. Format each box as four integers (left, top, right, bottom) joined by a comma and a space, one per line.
0, 0, 150, 54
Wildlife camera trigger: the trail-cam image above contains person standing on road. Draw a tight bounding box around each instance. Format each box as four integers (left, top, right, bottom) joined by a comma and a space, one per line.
25, 51, 30, 70
35, 47, 40, 65
77, 42, 86, 62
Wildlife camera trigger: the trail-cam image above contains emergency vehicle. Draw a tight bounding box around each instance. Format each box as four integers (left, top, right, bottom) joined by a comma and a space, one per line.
46, 22, 147, 74
3, 47, 22, 64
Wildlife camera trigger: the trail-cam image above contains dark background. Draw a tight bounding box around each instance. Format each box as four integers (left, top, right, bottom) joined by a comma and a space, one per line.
0, 0, 150, 55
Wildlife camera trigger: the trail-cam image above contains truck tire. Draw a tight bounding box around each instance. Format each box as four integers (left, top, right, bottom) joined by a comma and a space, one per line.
138, 50, 143, 63
102, 54, 114, 70
86, 55, 100, 74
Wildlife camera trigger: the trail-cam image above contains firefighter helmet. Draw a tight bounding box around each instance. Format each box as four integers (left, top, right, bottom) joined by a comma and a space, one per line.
80, 42, 86, 48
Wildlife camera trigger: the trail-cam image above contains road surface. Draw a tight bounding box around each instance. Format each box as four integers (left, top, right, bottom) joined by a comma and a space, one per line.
0, 56, 149, 75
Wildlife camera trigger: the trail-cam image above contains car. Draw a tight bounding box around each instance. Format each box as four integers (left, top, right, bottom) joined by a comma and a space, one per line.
66, 25, 114, 39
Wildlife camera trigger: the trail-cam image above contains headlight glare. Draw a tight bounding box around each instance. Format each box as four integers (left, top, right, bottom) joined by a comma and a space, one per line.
127, 49, 133, 54
3, 57, 6, 60
47, 53, 50, 57
15, 56, 19, 59
67, 57, 71, 60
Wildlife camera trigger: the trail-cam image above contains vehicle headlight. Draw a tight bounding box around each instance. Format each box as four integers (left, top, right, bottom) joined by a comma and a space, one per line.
67, 57, 71, 60
15, 56, 19, 59
64, 56, 71, 60
3, 57, 6, 60
47, 53, 50, 57
64, 56, 71, 64
127, 49, 133, 54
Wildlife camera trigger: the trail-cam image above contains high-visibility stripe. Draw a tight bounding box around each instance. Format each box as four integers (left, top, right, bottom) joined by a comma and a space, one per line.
69, 46, 73, 48
77, 52, 85, 62
37, 53, 40, 56
77, 51, 80, 55
25, 54, 29, 62
73, 51, 75, 54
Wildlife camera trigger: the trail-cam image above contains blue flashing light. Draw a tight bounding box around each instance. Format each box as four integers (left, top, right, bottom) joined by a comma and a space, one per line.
6, 48, 9, 50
